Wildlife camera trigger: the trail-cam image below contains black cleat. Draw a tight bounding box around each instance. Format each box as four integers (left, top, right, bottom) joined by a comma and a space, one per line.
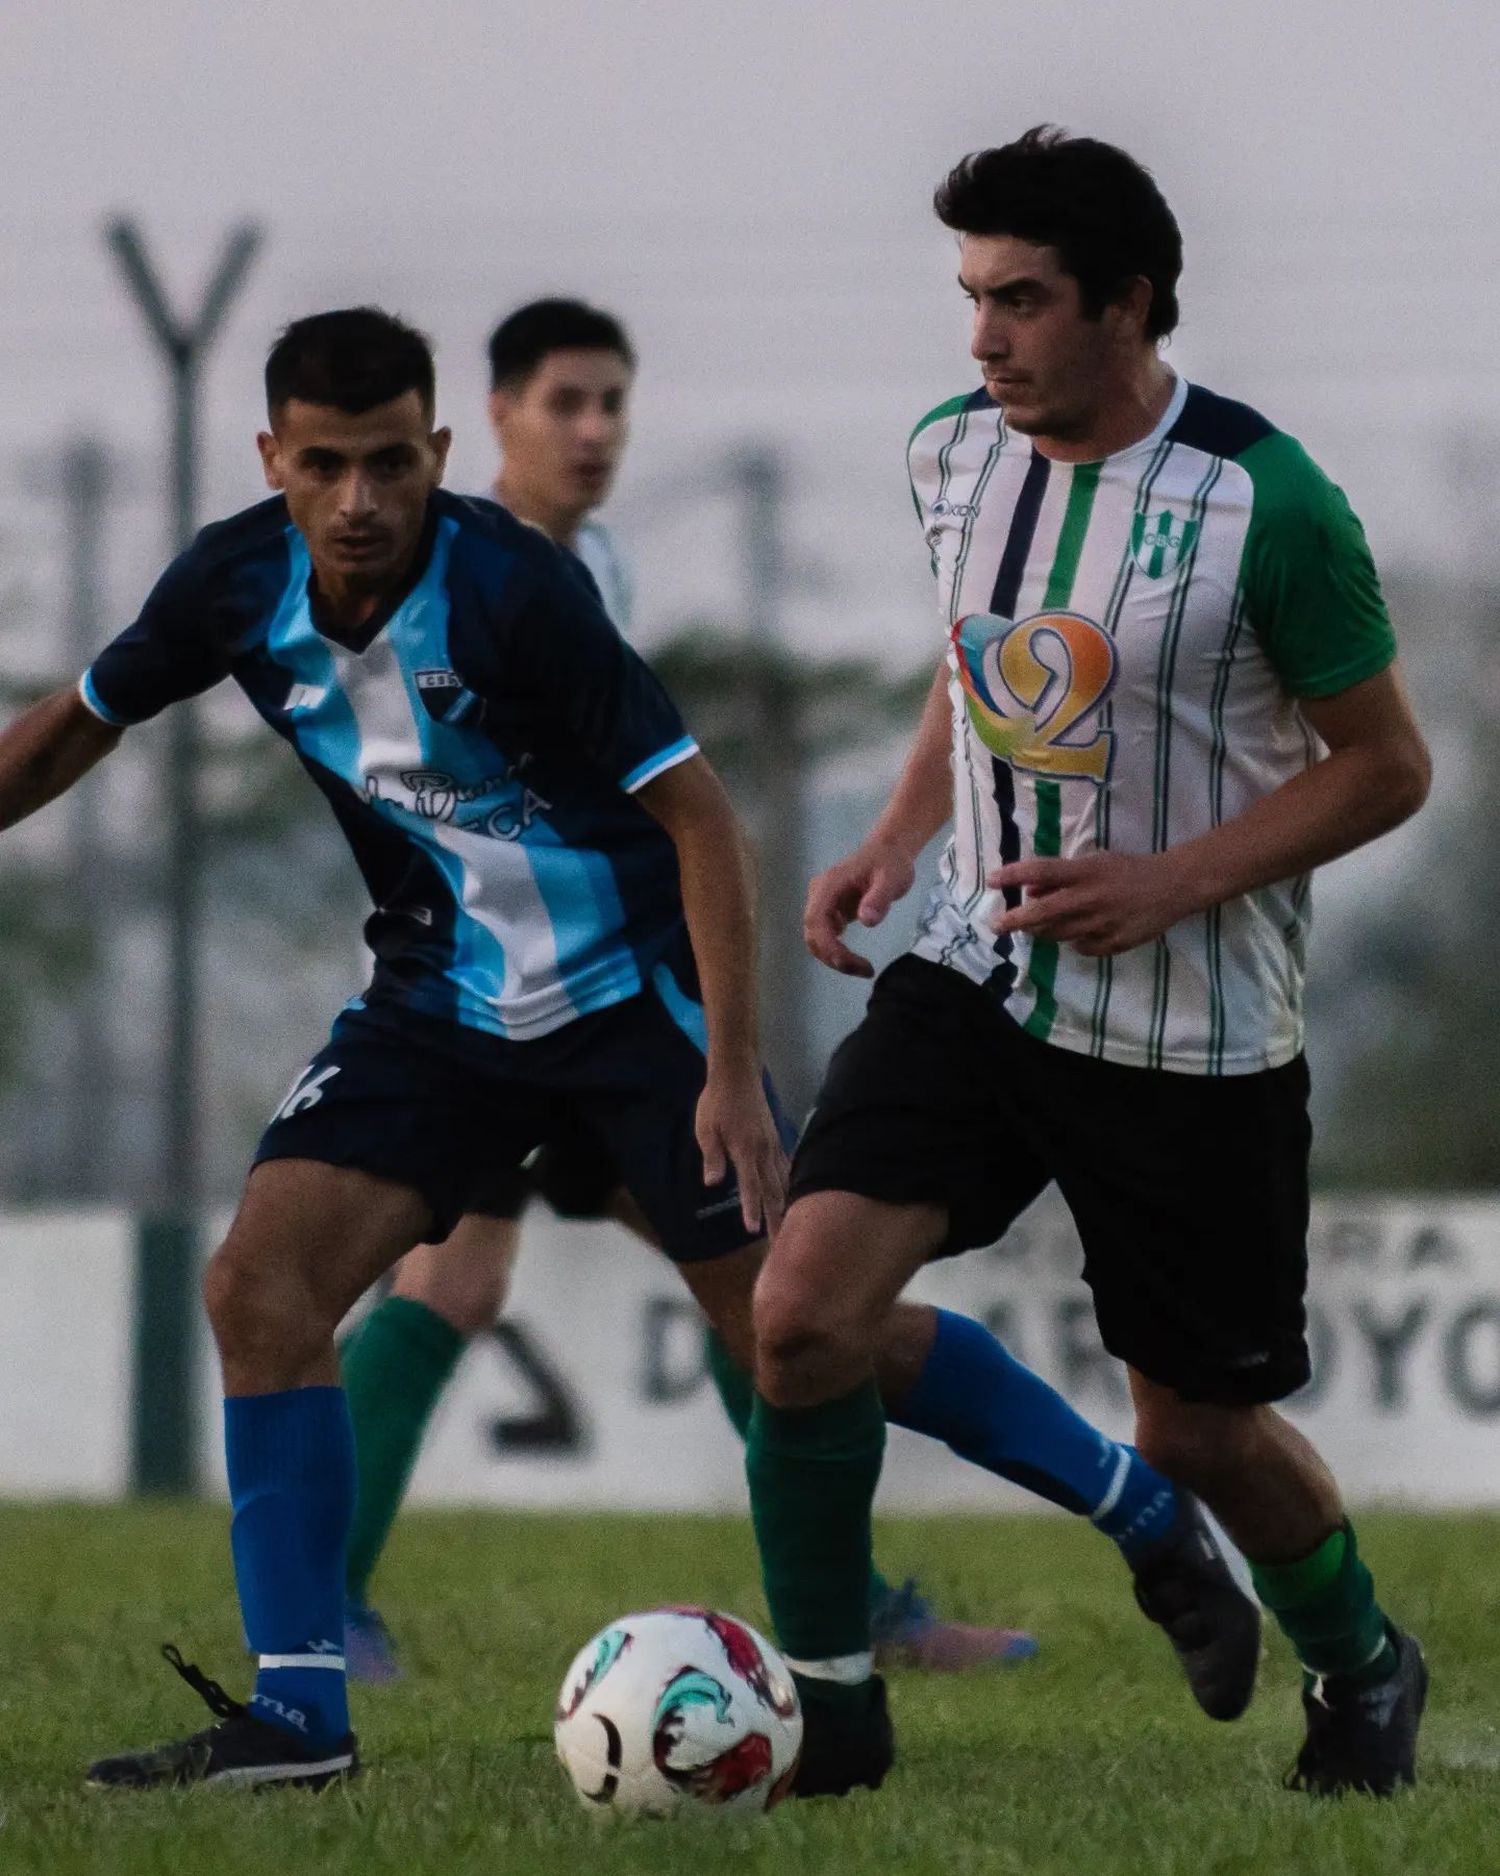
1129, 1493, 1262, 1721
1286, 1626, 1427, 1798
86, 1645, 358, 1792
790, 1673, 894, 1798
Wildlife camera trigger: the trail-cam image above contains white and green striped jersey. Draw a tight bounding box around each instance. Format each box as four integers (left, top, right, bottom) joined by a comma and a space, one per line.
575, 517, 635, 632
906, 376, 1396, 1076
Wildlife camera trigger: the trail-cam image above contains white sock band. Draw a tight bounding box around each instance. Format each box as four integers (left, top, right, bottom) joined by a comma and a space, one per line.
783, 1650, 874, 1685
1090, 1446, 1132, 1525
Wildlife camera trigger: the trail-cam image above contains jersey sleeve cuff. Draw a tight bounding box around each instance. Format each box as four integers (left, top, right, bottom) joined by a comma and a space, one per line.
620, 736, 699, 793
77, 669, 129, 727
1287, 642, 1397, 700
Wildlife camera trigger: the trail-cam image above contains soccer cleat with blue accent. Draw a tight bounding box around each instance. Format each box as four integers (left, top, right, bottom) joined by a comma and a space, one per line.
870, 1577, 1039, 1673
345, 1602, 402, 1685
1129, 1493, 1262, 1720
85, 1645, 358, 1792
789, 1673, 894, 1798
1286, 1626, 1427, 1797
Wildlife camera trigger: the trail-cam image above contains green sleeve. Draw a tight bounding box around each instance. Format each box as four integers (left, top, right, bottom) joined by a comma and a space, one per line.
1239, 432, 1397, 698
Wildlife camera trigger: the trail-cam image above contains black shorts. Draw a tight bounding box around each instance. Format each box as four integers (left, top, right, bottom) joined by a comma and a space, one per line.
254, 950, 792, 1262
791, 955, 1312, 1405
465, 1122, 623, 1224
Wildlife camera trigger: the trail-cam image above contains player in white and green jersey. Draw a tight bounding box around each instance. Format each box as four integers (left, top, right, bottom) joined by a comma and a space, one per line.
744, 127, 1433, 1800
908, 363, 1384, 1075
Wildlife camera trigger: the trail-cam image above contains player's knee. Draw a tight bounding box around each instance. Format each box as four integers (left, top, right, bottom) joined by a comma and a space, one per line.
202, 1242, 325, 1375
452, 1293, 505, 1339
413, 1265, 507, 1339
460, 1235, 515, 1329
396, 1225, 514, 1337
752, 1260, 868, 1404
434, 1273, 507, 1340
201, 1244, 246, 1347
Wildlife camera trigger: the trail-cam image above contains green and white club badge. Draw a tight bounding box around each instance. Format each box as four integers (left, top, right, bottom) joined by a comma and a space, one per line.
1131, 508, 1199, 579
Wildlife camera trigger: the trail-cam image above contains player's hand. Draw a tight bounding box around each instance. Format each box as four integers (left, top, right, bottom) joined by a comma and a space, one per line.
803, 840, 917, 977
696, 1064, 789, 1238
987, 852, 1198, 957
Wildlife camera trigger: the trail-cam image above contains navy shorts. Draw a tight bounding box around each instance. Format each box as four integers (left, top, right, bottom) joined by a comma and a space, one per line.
254, 952, 793, 1262
464, 1120, 623, 1224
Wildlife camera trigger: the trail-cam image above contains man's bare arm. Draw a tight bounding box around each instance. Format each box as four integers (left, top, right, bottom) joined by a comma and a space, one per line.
635, 752, 786, 1232
0, 686, 122, 834
804, 658, 953, 976
1170, 664, 1429, 902
991, 665, 1431, 956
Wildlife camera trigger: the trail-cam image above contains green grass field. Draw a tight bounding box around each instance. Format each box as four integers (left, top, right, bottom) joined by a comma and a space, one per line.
0, 1503, 1495, 1875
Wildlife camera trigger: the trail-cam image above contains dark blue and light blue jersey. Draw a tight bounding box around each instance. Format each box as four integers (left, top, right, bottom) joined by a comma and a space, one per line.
80, 490, 699, 1040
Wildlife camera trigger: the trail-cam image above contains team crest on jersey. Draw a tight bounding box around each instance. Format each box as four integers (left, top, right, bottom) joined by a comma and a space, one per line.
1130, 508, 1198, 579
415, 668, 487, 729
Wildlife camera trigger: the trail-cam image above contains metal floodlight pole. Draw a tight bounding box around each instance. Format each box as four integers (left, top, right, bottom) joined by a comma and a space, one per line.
736, 444, 813, 1113
107, 217, 261, 1217
106, 216, 261, 1493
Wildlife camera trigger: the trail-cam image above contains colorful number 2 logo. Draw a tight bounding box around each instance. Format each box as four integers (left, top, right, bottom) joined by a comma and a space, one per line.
953, 611, 1118, 785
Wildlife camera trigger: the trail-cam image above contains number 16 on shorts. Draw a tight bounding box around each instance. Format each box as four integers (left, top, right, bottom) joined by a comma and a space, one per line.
271, 1063, 342, 1124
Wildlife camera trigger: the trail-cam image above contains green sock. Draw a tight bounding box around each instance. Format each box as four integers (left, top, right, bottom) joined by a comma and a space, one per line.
341, 1295, 466, 1606
1250, 1520, 1399, 1689
745, 1382, 886, 1670
706, 1331, 897, 1611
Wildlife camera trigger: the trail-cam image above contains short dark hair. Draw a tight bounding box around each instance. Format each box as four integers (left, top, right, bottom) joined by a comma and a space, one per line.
265, 307, 436, 419
935, 126, 1182, 340
487, 298, 635, 390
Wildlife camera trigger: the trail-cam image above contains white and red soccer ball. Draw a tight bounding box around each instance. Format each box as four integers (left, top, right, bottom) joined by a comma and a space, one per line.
554, 1607, 803, 1817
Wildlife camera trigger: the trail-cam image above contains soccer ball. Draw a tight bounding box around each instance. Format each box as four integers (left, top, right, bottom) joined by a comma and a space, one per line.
554, 1607, 803, 1816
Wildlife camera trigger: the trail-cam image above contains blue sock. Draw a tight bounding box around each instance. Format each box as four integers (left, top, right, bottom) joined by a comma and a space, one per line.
893, 1310, 1177, 1558
226, 1386, 355, 1748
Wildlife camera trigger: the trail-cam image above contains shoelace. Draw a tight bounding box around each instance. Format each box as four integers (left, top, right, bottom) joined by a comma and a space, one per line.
161, 1643, 246, 1723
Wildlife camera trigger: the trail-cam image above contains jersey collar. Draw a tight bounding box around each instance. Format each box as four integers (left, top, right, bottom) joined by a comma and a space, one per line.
1109, 371, 1188, 462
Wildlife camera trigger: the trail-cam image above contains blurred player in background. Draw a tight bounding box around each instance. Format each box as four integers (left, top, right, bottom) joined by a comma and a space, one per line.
744, 126, 1432, 1800
338, 298, 1037, 1682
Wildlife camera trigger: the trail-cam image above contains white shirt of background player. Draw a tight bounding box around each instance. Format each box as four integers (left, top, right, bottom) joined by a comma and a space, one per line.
573, 516, 635, 634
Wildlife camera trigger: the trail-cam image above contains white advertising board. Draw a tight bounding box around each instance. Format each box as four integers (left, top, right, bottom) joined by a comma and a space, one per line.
5, 1197, 1500, 1508
378, 1192, 1500, 1513
0, 1210, 134, 1497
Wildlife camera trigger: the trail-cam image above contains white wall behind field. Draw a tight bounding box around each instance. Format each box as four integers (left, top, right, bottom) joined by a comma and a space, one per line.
0, 1213, 134, 1497
6, 1195, 1500, 1510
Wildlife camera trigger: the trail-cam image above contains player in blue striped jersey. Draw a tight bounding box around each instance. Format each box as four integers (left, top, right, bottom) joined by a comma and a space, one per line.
53, 307, 785, 1789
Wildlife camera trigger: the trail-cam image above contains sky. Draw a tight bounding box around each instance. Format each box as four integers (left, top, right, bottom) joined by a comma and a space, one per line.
5, 0, 1500, 672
